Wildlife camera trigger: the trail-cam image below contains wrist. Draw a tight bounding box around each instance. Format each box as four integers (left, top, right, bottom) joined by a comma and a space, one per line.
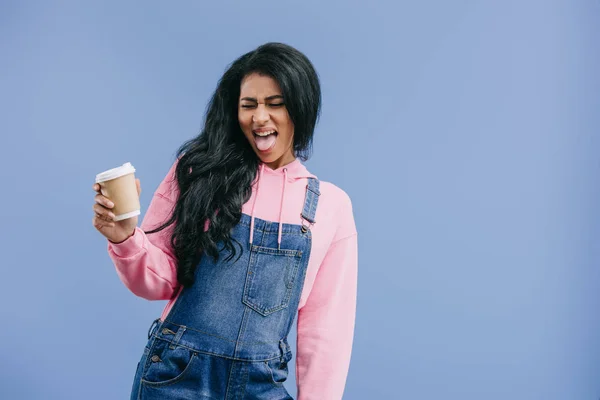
109, 228, 136, 244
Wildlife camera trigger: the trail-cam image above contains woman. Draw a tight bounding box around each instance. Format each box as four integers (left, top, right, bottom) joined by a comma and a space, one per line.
92, 42, 357, 400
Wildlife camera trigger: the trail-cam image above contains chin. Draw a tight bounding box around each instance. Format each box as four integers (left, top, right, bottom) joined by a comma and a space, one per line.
256, 153, 279, 163
256, 149, 287, 165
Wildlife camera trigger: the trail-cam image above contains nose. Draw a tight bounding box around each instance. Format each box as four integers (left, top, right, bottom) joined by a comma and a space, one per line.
252, 104, 270, 124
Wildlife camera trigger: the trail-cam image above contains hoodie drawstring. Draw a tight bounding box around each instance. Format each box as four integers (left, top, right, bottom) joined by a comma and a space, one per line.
278, 168, 287, 250
249, 163, 287, 251
249, 163, 265, 247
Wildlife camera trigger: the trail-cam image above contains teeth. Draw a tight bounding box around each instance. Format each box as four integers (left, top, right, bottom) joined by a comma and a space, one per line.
254, 130, 276, 136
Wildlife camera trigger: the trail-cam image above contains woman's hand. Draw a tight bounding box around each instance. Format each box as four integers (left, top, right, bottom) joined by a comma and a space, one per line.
92, 179, 141, 244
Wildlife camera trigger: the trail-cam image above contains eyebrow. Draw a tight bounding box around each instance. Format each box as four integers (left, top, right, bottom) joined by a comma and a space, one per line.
240, 95, 284, 102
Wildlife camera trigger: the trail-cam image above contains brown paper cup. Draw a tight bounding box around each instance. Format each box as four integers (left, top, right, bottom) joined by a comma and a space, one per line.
95, 162, 141, 221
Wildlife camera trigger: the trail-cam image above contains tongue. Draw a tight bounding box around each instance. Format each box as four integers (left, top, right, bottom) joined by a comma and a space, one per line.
255, 134, 276, 151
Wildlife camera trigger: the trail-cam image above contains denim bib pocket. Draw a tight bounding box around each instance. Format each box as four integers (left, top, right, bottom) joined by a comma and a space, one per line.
242, 245, 303, 316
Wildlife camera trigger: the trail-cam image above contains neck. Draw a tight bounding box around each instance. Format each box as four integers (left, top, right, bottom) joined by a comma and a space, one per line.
265, 153, 296, 171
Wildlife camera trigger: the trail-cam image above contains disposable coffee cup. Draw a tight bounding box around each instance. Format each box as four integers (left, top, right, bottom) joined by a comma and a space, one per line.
95, 162, 141, 221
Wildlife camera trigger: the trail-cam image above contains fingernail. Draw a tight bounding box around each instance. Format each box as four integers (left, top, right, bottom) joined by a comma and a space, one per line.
107, 201, 114, 207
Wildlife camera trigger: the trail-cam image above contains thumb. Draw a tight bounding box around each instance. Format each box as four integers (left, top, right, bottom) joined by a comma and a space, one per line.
136, 178, 141, 196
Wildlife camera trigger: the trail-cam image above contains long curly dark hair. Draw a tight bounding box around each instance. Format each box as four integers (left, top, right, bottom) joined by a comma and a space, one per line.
143, 42, 322, 288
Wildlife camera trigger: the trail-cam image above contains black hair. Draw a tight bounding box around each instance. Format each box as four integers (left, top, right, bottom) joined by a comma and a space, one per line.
144, 42, 321, 288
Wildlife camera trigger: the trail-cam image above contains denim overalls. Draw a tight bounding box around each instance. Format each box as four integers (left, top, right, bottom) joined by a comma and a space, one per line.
130, 177, 321, 400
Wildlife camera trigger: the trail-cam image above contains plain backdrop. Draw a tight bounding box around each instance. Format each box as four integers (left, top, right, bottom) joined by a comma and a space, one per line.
1, 1, 598, 399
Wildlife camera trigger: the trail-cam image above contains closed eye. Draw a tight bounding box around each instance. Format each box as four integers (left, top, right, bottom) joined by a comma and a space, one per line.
240, 103, 285, 109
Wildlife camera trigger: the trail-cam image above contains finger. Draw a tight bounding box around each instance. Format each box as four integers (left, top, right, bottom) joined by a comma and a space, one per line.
94, 211, 114, 224
93, 204, 116, 221
93, 215, 115, 229
94, 207, 115, 222
95, 193, 114, 208
136, 178, 141, 196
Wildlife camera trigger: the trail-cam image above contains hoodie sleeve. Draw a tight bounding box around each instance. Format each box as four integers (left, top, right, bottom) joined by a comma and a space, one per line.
296, 193, 358, 400
106, 161, 180, 300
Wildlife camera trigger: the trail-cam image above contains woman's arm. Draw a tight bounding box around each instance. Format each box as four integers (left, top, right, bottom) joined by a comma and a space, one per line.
107, 161, 181, 300
296, 194, 358, 400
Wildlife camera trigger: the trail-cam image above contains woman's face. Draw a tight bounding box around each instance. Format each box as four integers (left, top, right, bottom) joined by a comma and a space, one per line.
238, 73, 295, 170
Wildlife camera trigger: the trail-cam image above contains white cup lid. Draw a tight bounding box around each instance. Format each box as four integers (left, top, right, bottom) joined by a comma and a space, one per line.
95, 162, 136, 183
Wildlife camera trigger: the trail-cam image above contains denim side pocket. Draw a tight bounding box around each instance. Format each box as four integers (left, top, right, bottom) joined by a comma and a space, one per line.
141, 339, 197, 388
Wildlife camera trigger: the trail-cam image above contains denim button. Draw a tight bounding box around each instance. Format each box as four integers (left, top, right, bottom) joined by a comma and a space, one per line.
151, 355, 161, 362
161, 327, 176, 335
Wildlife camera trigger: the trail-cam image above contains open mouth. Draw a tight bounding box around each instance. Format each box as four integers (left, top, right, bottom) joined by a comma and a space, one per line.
253, 130, 278, 152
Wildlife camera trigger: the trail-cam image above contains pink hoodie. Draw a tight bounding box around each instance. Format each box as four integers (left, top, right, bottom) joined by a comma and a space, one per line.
107, 158, 357, 399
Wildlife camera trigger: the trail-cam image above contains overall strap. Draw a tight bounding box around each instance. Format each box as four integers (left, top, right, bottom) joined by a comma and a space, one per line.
300, 178, 320, 232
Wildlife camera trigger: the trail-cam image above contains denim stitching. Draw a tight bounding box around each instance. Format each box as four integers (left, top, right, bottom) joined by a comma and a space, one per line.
149, 337, 283, 362
158, 322, 289, 346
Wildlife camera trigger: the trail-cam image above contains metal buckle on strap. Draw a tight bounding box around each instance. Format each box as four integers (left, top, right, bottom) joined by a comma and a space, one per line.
300, 214, 315, 233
